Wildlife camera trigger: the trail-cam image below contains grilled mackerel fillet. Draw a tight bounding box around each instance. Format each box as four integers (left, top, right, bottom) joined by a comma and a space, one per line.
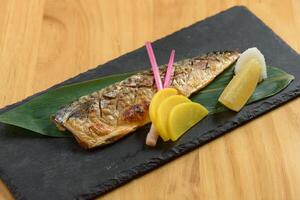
53, 51, 239, 149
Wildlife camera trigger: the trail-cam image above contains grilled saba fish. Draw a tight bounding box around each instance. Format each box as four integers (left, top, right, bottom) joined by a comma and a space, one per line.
53, 51, 239, 149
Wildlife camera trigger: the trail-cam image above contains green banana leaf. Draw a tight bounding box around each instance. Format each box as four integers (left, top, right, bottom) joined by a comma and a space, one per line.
0, 66, 294, 137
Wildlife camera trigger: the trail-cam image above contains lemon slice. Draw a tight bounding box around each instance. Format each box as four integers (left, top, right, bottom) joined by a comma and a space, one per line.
219, 61, 261, 111
168, 102, 208, 141
156, 95, 191, 141
149, 88, 178, 125
234, 47, 267, 82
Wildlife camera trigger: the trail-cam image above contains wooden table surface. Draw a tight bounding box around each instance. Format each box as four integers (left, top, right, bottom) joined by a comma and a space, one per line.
0, 0, 299, 199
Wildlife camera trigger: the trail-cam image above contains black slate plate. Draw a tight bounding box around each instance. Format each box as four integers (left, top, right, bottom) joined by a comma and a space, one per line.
0, 6, 299, 200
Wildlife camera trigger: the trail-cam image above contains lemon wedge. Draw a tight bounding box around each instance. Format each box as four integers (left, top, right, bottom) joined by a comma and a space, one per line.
168, 102, 208, 141
156, 95, 191, 141
218, 61, 261, 111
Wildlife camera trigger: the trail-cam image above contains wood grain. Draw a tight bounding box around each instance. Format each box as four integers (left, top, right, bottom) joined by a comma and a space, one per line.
0, 0, 299, 199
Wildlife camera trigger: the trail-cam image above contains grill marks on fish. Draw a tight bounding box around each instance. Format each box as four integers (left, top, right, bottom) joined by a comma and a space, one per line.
53, 51, 239, 149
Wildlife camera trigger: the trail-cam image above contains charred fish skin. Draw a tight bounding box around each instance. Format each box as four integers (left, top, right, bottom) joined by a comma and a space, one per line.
53, 51, 239, 149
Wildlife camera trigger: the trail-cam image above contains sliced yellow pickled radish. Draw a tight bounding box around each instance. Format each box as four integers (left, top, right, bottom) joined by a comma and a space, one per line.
156, 95, 191, 141
149, 88, 177, 124
168, 102, 208, 141
219, 62, 261, 111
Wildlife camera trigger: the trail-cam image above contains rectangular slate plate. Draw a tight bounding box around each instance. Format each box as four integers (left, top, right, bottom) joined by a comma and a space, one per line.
0, 6, 300, 200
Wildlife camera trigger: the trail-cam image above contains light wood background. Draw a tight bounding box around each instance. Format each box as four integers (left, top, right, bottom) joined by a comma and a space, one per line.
0, 0, 299, 199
